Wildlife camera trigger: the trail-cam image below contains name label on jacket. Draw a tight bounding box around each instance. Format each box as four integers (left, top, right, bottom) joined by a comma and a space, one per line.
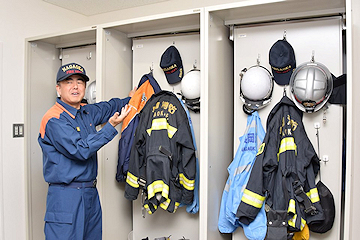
280, 115, 298, 137
152, 101, 178, 118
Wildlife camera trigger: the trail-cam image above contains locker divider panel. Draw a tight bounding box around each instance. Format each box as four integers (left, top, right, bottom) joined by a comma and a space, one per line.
206, 12, 234, 240
100, 28, 133, 239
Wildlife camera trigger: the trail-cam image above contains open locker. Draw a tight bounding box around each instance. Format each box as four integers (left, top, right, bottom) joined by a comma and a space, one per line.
232, 17, 344, 240
100, 11, 202, 240
100, 9, 234, 240
206, 1, 345, 239
25, 29, 100, 240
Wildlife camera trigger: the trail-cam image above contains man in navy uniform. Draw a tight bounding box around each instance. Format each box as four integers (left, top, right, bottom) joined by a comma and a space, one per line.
38, 62, 134, 239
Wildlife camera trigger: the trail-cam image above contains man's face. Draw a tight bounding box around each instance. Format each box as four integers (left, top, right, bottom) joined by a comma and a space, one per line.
56, 75, 86, 109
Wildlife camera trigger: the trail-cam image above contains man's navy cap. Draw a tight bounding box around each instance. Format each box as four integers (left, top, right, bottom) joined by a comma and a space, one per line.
160, 46, 184, 84
56, 62, 90, 83
269, 39, 296, 86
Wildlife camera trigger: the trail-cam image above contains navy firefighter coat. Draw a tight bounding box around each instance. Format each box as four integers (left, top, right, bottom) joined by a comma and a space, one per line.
236, 96, 324, 232
125, 91, 196, 214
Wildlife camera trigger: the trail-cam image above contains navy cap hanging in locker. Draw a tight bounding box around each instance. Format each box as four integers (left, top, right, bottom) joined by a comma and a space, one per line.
160, 45, 184, 84
269, 39, 296, 86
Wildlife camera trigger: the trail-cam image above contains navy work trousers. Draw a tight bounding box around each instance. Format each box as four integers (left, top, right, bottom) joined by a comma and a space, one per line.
44, 185, 102, 240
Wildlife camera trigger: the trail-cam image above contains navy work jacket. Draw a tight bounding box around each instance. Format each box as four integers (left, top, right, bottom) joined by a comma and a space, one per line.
38, 97, 129, 184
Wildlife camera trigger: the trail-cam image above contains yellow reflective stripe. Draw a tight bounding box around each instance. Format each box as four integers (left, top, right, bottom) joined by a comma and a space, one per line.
241, 189, 265, 209
147, 180, 169, 200
306, 188, 320, 203
144, 204, 152, 215
288, 214, 297, 228
159, 199, 180, 212
146, 118, 178, 138
126, 171, 139, 188
257, 143, 265, 156
277, 137, 297, 161
174, 202, 180, 212
179, 173, 195, 191
144, 203, 157, 215
288, 199, 296, 214
166, 124, 177, 138
300, 218, 306, 230
160, 198, 171, 210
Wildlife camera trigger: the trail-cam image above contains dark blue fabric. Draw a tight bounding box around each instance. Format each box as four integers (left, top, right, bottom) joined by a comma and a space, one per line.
39, 97, 129, 184
39, 97, 129, 239
116, 74, 161, 182
45, 186, 102, 240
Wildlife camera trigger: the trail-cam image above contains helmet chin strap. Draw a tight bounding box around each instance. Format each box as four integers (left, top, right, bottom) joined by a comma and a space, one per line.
242, 104, 255, 115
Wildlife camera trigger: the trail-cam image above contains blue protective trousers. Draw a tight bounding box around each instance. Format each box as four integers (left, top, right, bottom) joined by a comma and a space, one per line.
44, 185, 102, 240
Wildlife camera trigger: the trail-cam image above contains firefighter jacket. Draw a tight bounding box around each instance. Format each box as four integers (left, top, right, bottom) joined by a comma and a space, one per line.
236, 96, 324, 232
38, 97, 129, 184
124, 91, 196, 214
116, 74, 161, 182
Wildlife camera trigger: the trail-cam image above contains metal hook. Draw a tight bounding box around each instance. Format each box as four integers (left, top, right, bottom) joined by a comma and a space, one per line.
149, 62, 154, 75
257, 54, 261, 66
193, 59, 197, 69
283, 30, 287, 40
322, 105, 328, 124
86, 51, 92, 60
283, 87, 287, 96
311, 50, 315, 63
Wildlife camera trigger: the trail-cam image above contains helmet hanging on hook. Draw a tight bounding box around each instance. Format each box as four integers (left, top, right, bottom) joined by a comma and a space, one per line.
239, 62, 274, 115
180, 67, 201, 113
289, 54, 333, 113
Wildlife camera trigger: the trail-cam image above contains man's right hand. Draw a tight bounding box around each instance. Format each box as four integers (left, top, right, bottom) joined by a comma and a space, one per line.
109, 105, 131, 127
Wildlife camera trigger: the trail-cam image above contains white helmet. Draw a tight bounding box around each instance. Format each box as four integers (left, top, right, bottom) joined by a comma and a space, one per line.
290, 61, 333, 113
180, 69, 200, 112
240, 65, 274, 114
85, 80, 96, 104
181, 69, 200, 99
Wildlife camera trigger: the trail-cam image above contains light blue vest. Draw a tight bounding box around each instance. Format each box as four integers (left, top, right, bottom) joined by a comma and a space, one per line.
218, 111, 267, 240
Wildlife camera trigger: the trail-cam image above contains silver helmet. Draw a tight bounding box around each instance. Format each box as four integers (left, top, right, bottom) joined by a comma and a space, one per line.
290, 61, 333, 113
240, 65, 274, 114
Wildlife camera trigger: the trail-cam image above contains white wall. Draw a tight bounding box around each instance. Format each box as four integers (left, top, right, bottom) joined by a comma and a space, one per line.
0, 2, 88, 239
